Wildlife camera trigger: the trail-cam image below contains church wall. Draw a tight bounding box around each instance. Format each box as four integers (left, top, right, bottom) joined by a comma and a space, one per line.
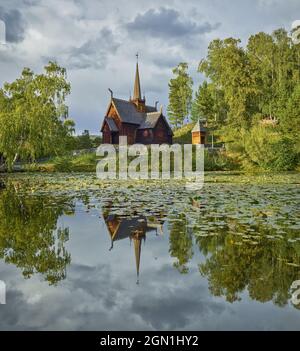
153, 118, 172, 144
102, 122, 111, 144
120, 123, 138, 145
192, 131, 206, 145
136, 129, 154, 144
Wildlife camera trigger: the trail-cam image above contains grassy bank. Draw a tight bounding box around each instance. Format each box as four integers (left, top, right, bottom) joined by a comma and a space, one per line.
23, 153, 97, 172
18, 148, 238, 173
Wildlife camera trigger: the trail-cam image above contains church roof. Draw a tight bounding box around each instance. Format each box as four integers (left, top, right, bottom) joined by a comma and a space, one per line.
138, 112, 161, 129
112, 98, 157, 125
105, 117, 118, 132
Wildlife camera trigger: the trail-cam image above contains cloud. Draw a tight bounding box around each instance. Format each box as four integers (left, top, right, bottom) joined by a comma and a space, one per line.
126, 7, 220, 39
42, 28, 120, 70
67, 29, 119, 70
0, 7, 27, 43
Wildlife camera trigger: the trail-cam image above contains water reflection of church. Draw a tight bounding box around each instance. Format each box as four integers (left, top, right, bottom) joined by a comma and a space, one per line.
103, 207, 164, 284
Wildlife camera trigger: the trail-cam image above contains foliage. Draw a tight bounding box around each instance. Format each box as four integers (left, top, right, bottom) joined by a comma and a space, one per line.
167, 63, 193, 129
173, 123, 193, 144
235, 126, 299, 171
282, 83, 300, 138
0, 62, 73, 170
77, 129, 93, 149
36, 152, 97, 172
191, 81, 227, 127
204, 150, 239, 171
190, 29, 300, 170
270, 138, 299, 171
199, 38, 256, 129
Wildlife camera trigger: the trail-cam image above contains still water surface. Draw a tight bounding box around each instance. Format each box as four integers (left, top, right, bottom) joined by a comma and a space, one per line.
0, 175, 300, 330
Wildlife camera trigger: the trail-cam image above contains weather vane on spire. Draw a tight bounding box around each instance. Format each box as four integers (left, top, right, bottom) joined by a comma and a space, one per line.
136, 52, 139, 62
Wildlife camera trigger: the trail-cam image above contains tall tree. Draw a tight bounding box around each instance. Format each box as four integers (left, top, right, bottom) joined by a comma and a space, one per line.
191, 81, 227, 124
247, 32, 276, 119
199, 38, 257, 129
191, 81, 214, 122
283, 83, 300, 138
0, 62, 73, 170
167, 63, 193, 129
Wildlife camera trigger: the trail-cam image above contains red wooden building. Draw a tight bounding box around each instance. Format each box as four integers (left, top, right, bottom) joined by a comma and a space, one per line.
101, 60, 173, 145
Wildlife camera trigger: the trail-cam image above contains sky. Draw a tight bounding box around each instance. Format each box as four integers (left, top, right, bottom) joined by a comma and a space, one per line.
0, 0, 299, 134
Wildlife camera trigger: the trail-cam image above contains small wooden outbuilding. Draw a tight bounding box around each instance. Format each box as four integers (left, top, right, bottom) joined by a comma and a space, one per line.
192, 120, 207, 145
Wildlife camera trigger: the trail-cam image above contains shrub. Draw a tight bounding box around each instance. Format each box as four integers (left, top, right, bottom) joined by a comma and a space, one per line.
173, 123, 193, 144
243, 126, 299, 171
270, 138, 299, 171
204, 150, 239, 171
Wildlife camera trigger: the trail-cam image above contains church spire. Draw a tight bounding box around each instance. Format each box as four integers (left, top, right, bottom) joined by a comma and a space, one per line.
131, 53, 146, 112
133, 53, 142, 101
133, 235, 142, 285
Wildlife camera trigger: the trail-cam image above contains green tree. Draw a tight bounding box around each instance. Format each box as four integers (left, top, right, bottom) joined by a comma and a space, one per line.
282, 83, 300, 138
191, 81, 214, 122
77, 130, 92, 149
247, 32, 277, 120
92, 136, 102, 148
0, 62, 72, 170
199, 38, 257, 129
63, 119, 77, 151
167, 63, 193, 129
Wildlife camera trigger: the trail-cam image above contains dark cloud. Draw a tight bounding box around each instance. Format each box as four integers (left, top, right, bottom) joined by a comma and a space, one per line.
126, 7, 220, 39
65, 28, 119, 70
0, 7, 26, 43
41, 29, 120, 70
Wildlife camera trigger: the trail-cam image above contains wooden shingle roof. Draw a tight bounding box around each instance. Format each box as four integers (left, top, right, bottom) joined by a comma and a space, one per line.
112, 98, 157, 125
105, 117, 118, 132
192, 120, 207, 133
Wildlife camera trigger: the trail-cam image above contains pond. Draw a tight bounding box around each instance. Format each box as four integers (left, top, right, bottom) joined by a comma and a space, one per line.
0, 173, 300, 330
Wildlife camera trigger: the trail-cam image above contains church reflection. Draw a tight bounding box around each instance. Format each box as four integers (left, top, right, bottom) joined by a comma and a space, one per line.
103, 205, 164, 284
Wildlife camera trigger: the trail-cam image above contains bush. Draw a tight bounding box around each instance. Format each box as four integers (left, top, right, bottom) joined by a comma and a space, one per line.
53, 156, 73, 172
173, 123, 193, 144
270, 138, 299, 171
243, 126, 299, 171
204, 150, 239, 171
32, 153, 97, 172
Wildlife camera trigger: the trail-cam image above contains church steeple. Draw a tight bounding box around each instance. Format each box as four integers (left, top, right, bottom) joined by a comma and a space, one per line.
131, 53, 145, 112
131, 230, 145, 285
133, 56, 141, 100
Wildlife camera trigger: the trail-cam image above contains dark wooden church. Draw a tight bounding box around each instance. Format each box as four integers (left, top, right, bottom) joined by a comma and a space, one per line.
101, 59, 173, 145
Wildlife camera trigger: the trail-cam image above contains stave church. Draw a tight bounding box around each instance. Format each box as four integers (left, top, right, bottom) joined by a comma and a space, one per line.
101, 58, 173, 145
